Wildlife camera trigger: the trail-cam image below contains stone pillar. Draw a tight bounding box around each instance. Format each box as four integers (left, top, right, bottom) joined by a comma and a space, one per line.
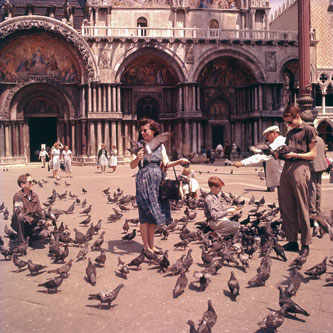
59, 121, 65, 145
132, 122, 136, 142
192, 121, 197, 153
264, 9, 269, 31
88, 84, 92, 113
117, 86, 121, 113
250, 9, 255, 30
197, 121, 202, 151
23, 122, 29, 161
205, 122, 210, 149
97, 86, 102, 112
81, 120, 87, 156
4, 122, 10, 157
0, 122, 5, 158
65, 122, 70, 146
176, 121, 183, 156
322, 92, 326, 114
178, 86, 183, 111
117, 121, 123, 156
196, 86, 200, 111
107, 85, 112, 112
184, 119, 190, 156
71, 121, 76, 155
104, 120, 110, 150
258, 85, 263, 111
11, 122, 18, 157
112, 86, 117, 112
97, 120, 102, 149
93, 85, 97, 112
124, 122, 129, 155
81, 86, 86, 117
103, 85, 107, 113
241, 122, 245, 151
18, 122, 24, 156
111, 121, 117, 147
253, 120, 258, 145
184, 85, 188, 112
89, 121, 96, 156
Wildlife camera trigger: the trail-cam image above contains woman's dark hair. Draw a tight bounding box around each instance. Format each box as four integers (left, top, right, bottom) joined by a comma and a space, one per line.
283, 106, 300, 119
138, 118, 160, 137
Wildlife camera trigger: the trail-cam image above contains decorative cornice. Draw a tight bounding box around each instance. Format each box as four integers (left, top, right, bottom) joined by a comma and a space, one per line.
0, 16, 99, 82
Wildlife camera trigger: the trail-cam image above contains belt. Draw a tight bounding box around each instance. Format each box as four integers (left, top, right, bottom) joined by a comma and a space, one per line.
138, 160, 160, 169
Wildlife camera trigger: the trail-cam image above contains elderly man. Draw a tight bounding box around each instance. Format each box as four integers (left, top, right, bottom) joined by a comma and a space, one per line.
233, 125, 285, 192
10, 173, 48, 245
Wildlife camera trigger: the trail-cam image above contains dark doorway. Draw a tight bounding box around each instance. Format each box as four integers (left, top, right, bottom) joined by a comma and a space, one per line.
137, 97, 159, 120
212, 126, 224, 150
29, 117, 57, 162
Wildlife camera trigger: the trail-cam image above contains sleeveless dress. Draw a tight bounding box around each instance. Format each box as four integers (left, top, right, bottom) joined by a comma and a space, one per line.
135, 144, 171, 225
52, 148, 61, 170
62, 150, 72, 171
110, 149, 118, 167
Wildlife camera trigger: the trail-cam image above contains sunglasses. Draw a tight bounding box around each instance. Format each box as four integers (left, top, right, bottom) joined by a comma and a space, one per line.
140, 128, 151, 133
284, 120, 293, 125
26, 180, 33, 184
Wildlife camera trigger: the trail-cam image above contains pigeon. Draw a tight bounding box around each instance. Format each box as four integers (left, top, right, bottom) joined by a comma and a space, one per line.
197, 300, 217, 332
74, 228, 87, 246
13, 255, 28, 272
186, 320, 197, 333
76, 242, 89, 261
12, 237, 29, 256
3, 207, 9, 220
122, 220, 130, 234
65, 181, 71, 186
80, 205, 92, 215
128, 249, 145, 270
173, 271, 188, 298
88, 284, 124, 309
93, 219, 102, 234
117, 256, 129, 279
81, 199, 87, 207
158, 250, 170, 273
95, 250, 106, 267
200, 245, 213, 266
169, 254, 186, 276
278, 286, 310, 317
200, 260, 224, 276
258, 305, 288, 332
85, 224, 95, 241
182, 248, 193, 272
79, 215, 91, 226
38, 276, 64, 293
273, 241, 287, 262
193, 272, 212, 291
52, 244, 69, 263
48, 259, 73, 278
82, 187, 88, 194
0, 236, 3, 246
285, 269, 302, 297
304, 257, 327, 279
290, 253, 307, 270
65, 202, 75, 214
57, 191, 67, 200
102, 187, 110, 195
122, 229, 136, 241
228, 271, 240, 300
4, 224, 17, 240
28, 259, 47, 276
0, 246, 12, 260
247, 269, 270, 287
86, 258, 97, 286
144, 249, 159, 264
91, 231, 105, 251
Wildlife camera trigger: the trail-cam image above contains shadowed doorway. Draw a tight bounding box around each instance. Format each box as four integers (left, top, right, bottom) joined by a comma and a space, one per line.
212, 126, 224, 150
29, 117, 57, 162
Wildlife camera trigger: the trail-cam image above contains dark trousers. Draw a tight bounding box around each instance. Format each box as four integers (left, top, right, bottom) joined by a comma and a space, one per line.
308, 171, 323, 215
279, 161, 312, 246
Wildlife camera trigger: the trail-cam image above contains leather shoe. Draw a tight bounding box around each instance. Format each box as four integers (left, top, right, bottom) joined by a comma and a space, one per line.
299, 245, 310, 257
282, 242, 299, 252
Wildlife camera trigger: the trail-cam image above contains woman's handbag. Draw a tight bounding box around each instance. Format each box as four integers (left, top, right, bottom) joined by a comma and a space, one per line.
159, 166, 181, 201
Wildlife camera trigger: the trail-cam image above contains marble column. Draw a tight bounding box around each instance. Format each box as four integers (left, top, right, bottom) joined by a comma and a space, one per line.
192, 121, 197, 153
258, 118, 262, 140
104, 120, 110, 150
253, 120, 258, 145
241, 122, 245, 151
0, 122, 5, 158
112, 86, 117, 112
184, 86, 188, 112
197, 121, 202, 151
196, 86, 200, 111
176, 121, 182, 155
250, 9, 255, 30
192, 86, 196, 112
124, 122, 129, 155
88, 84, 92, 113
103, 86, 107, 113
81, 120, 87, 156
97, 120, 102, 149
89, 121, 96, 156
98, 86, 102, 112
71, 121, 76, 155
107, 85, 112, 112
184, 119, 190, 156
322, 92, 326, 114
111, 121, 117, 147
117, 86, 121, 113
4, 122, 10, 157
117, 121, 123, 156
81, 86, 86, 117
18, 122, 24, 156
178, 86, 183, 111
258, 85, 263, 111
132, 122, 136, 142
65, 122, 70, 146
59, 121, 65, 145
93, 85, 97, 112
11, 122, 17, 157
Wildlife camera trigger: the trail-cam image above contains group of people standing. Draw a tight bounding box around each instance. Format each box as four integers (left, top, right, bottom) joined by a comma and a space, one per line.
49, 140, 73, 179
97, 144, 118, 174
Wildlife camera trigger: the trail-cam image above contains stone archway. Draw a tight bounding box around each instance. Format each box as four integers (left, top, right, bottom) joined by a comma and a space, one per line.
317, 120, 333, 151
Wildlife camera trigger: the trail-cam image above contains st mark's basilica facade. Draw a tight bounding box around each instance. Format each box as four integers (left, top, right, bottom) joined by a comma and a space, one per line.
0, 0, 332, 165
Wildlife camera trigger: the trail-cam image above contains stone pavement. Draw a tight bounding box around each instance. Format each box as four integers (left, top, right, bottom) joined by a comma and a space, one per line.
0, 163, 332, 333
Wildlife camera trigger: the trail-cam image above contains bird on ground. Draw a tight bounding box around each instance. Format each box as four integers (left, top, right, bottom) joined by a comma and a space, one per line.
95, 250, 106, 267
285, 269, 302, 297
82, 187, 88, 194
173, 239, 190, 251
3, 207, 9, 220
12, 237, 29, 256
38, 276, 64, 293
65, 181, 71, 186
86, 258, 97, 286
128, 249, 145, 270
52, 244, 69, 263
79, 215, 91, 227
102, 187, 110, 195
119, 204, 130, 211
65, 202, 75, 214
186, 320, 197, 333
4, 224, 17, 240
193, 272, 212, 291
173, 271, 188, 298
91, 231, 105, 251
290, 253, 307, 270
85, 224, 95, 241
54, 181, 60, 186
169, 254, 186, 276
75, 197, 81, 205
81, 199, 87, 207
278, 286, 310, 317
57, 191, 67, 199
304, 257, 327, 279
197, 300, 217, 333
69, 191, 77, 198
258, 305, 288, 332
182, 248, 193, 272
80, 205, 92, 215
0, 202, 5, 211
200, 260, 224, 276
28, 260, 47, 276
76, 242, 89, 261
93, 219, 102, 234
88, 284, 124, 309
228, 271, 240, 300
122, 220, 129, 234
238, 249, 250, 272
200, 245, 213, 266
117, 256, 129, 279
74, 228, 87, 246
247, 269, 270, 287
122, 229, 136, 241
0, 246, 12, 260
13, 255, 28, 272
0, 236, 3, 246
144, 249, 159, 264
273, 240, 287, 262
158, 250, 170, 273
48, 259, 73, 278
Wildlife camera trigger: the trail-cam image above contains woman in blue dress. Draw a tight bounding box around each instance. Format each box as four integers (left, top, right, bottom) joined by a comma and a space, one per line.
130, 118, 189, 254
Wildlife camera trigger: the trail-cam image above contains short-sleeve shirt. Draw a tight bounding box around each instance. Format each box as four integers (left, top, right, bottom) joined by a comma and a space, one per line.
13, 190, 42, 217
285, 123, 316, 154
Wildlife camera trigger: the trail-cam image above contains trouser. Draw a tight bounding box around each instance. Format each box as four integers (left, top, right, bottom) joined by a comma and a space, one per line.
209, 218, 240, 237
11, 212, 47, 244
41, 156, 46, 167
308, 171, 323, 215
279, 161, 312, 246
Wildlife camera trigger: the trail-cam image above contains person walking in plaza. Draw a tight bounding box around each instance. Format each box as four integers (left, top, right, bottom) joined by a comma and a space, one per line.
38, 146, 49, 168
233, 126, 285, 193
97, 143, 108, 174
308, 134, 327, 217
279, 106, 317, 257
215, 143, 223, 159
62, 145, 73, 178
130, 118, 189, 254
51, 141, 62, 179
203, 176, 240, 237
109, 144, 118, 173
223, 140, 232, 160
10, 173, 48, 245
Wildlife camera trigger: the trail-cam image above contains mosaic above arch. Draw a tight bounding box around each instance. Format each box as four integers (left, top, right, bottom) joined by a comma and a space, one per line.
0, 35, 80, 83
121, 55, 178, 86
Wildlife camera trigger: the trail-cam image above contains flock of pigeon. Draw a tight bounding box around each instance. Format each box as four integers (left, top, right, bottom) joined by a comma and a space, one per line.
0, 174, 333, 332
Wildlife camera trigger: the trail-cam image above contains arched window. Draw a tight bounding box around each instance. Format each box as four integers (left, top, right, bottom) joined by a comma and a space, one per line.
209, 19, 219, 37
137, 17, 147, 37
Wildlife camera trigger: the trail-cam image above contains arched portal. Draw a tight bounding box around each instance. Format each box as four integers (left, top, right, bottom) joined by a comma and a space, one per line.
317, 120, 333, 151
